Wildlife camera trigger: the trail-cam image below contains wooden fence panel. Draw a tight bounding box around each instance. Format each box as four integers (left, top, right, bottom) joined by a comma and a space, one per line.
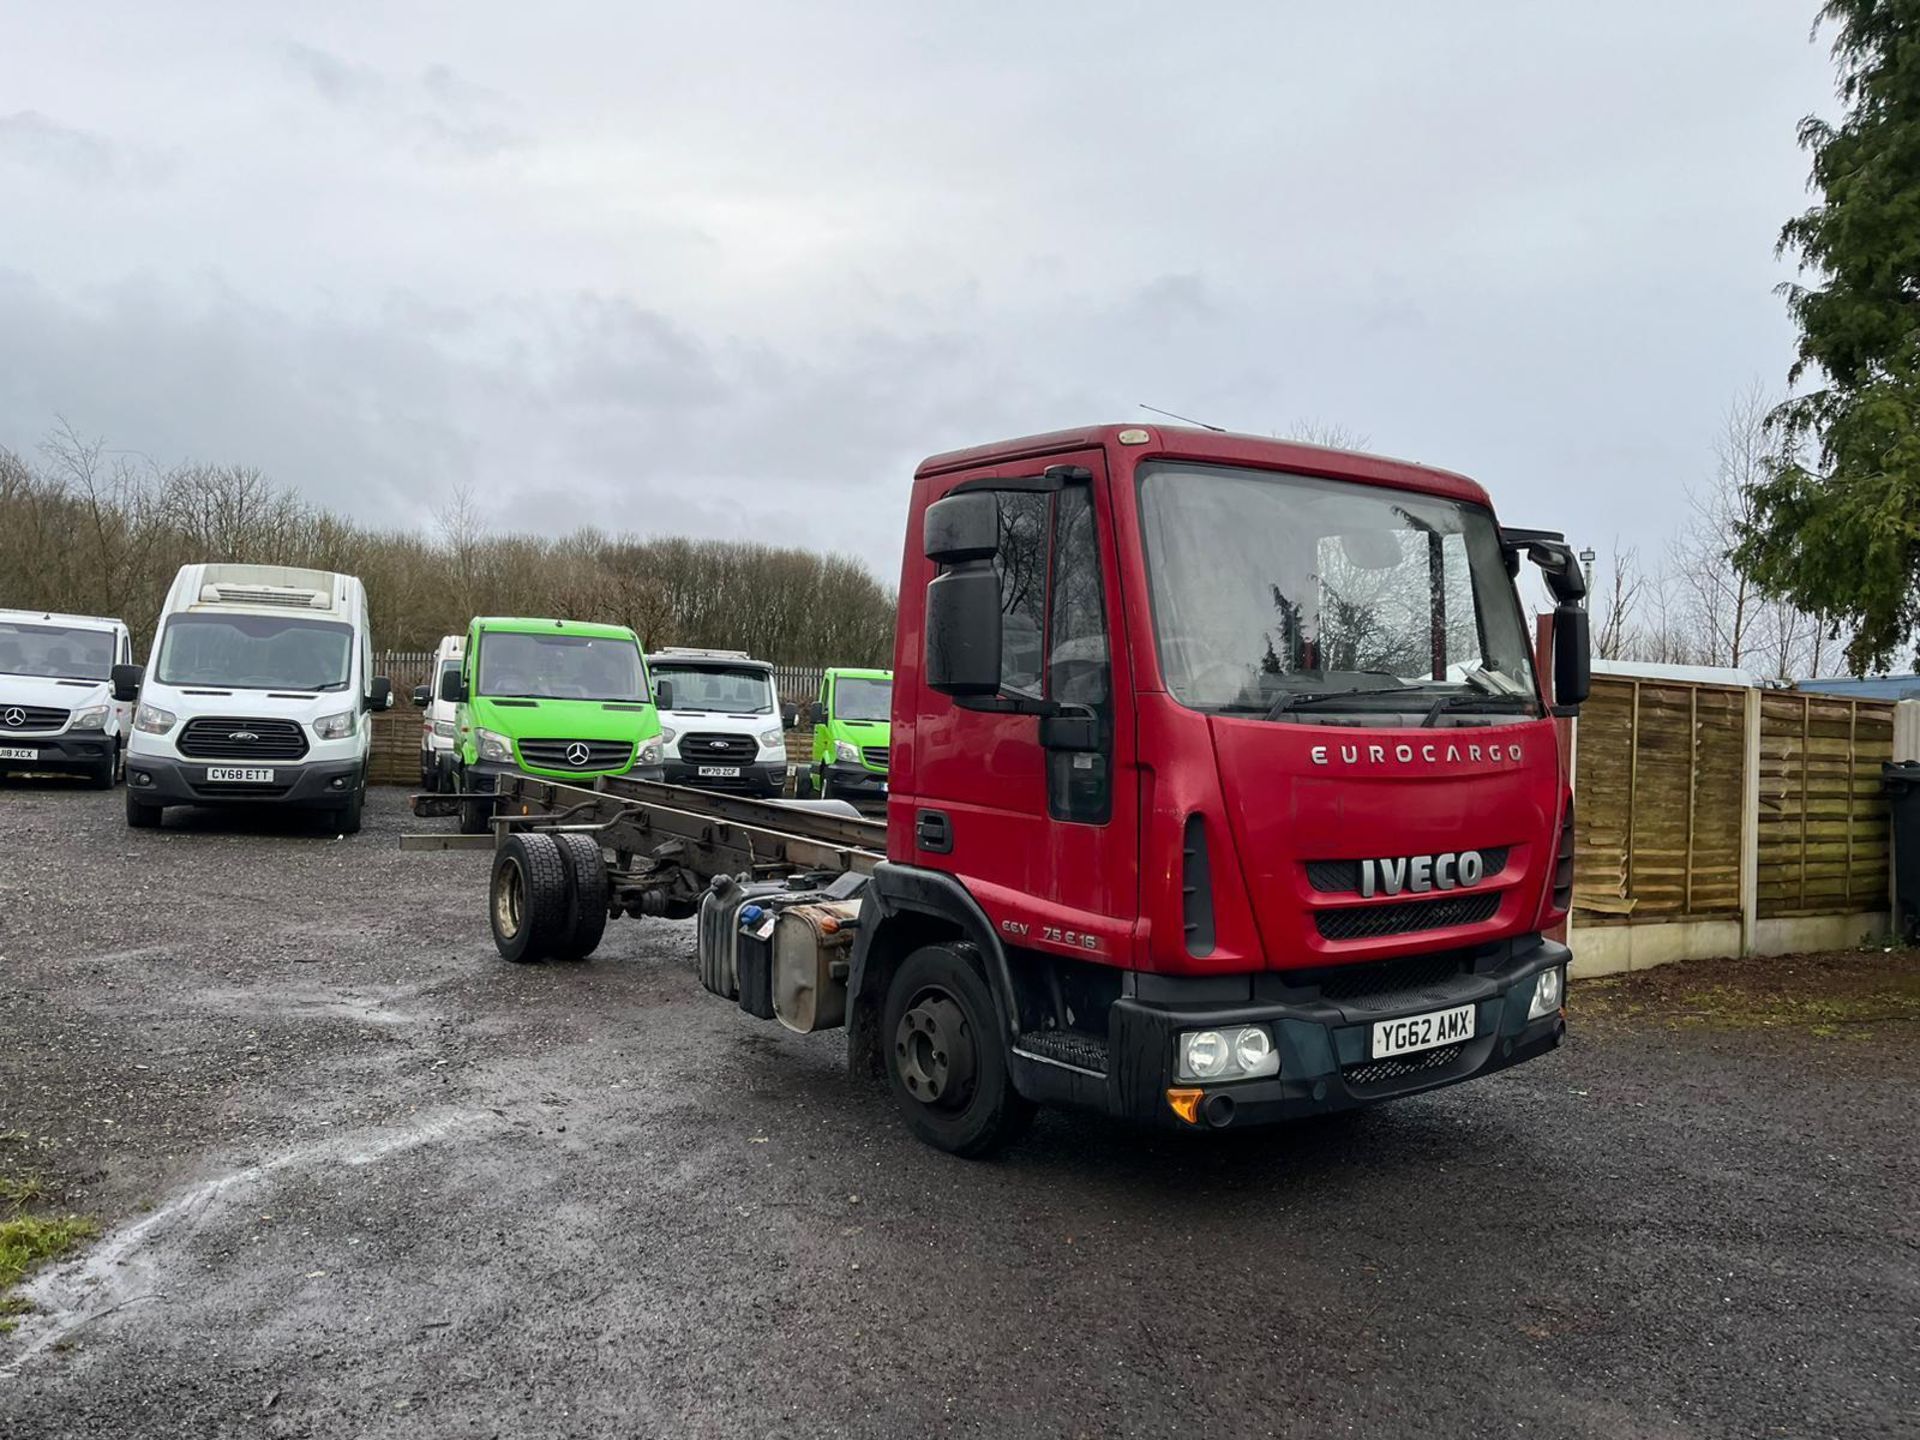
1573, 676, 1747, 925
1756, 693, 1893, 918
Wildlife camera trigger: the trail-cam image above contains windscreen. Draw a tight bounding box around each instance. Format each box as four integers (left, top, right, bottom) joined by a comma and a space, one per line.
478, 632, 644, 702
650, 664, 775, 714
0, 622, 116, 681
155, 614, 354, 691
1137, 462, 1536, 717
833, 677, 892, 722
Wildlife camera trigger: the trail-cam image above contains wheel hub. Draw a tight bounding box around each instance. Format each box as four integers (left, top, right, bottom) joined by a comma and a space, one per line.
894, 993, 976, 1109
493, 856, 525, 939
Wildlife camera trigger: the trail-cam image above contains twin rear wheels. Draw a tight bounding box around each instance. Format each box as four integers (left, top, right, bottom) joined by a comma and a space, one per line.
489, 831, 610, 963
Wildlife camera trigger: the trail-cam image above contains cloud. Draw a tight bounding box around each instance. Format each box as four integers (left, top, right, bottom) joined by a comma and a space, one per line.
0, 111, 168, 186
283, 43, 527, 160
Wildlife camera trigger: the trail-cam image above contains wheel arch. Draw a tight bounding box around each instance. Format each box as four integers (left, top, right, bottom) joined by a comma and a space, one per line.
848, 863, 1019, 1082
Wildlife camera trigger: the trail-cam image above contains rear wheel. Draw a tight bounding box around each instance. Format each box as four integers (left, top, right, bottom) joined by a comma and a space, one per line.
551, 833, 610, 960
125, 788, 161, 829
882, 944, 1034, 1158
490, 832, 570, 963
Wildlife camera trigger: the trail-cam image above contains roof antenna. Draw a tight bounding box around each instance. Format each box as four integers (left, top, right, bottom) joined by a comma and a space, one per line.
1137, 403, 1225, 433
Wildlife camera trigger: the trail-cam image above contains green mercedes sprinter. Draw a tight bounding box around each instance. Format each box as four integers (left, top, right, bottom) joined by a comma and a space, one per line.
795, 667, 891, 803
444, 617, 663, 832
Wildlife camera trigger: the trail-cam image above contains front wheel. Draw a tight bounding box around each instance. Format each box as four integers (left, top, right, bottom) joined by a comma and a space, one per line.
793, 766, 815, 799
89, 754, 117, 789
125, 788, 161, 829
457, 771, 493, 834
334, 782, 365, 836
882, 945, 1034, 1158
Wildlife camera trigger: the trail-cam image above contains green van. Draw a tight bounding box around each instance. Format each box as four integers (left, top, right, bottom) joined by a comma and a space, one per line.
445, 617, 663, 831
795, 667, 892, 803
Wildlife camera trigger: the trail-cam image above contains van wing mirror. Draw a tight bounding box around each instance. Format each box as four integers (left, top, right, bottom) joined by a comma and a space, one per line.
924, 490, 1001, 564
411, 685, 431, 708
923, 490, 1005, 698
111, 663, 143, 703
807, 701, 826, 727
439, 669, 468, 704
370, 676, 394, 711
782, 702, 800, 730
653, 678, 674, 711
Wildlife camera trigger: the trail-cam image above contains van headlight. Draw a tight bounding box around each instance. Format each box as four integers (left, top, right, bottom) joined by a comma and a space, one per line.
313, 709, 357, 740
759, 728, 784, 750
658, 726, 677, 747
70, 705, 110, 730
835, 739, 860, 763
639, 739, 663, 766
1176, 1025, 1279, 1082
1528, 966, 1565, 1021
431, 719, 456, 739
134, 703, 177, 735
475, 727, 514, 763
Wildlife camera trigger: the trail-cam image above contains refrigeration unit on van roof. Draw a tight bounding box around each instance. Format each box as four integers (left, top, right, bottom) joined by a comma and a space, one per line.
187, 564, 342, 614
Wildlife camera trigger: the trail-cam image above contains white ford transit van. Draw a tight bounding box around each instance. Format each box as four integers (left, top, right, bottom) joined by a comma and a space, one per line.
410, 632, 465, 791
116, 564, 393, 833
644, 647, 790, 797
0, 609, 135, 787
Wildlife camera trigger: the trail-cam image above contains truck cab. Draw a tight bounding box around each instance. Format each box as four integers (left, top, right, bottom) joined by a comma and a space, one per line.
116, 564, 393, 832
645, 648, 789, 797
845, 425, 1590, 1153
410, 633, 465, 792
0, 609, 135, 787
445, 617, 663, 832
798, 667, 892, 804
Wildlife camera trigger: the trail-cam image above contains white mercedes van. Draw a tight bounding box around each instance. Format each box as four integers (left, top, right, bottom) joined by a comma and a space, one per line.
410, 632, 465, 791
116, 564, 393, 833
0, 609, 135, 787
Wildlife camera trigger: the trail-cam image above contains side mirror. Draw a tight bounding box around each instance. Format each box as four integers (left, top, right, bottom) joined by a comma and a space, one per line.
653, 679, 674, 711
371, 676, 394, 712
111, 663, 143, 703
807, 701, 826, 727
925, 561, 1004, 697
924, 490, 1000, 564
439, 669, 468, 704
411, 685, 431, 708
782, 703, 799, 730
1553, 607, 1591, 708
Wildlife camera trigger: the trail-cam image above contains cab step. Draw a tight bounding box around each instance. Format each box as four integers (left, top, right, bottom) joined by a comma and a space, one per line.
1013, 1029, 1110, 1075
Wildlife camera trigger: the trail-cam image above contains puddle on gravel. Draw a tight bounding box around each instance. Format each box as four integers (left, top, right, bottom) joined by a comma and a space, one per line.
1, 1106, 506, 1373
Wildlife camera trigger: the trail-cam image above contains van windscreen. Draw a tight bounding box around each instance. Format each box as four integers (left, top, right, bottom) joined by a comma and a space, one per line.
478, 632, 644, 702
0, 623, 116, 681
155, 614, 354, 691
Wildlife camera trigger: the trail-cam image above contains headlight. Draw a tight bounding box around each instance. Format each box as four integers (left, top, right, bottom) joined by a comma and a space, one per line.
639, 740, 663, 766
835, 739, 860, 763
70, 705, 110, 730
1176, 1025, 1280, 1082
1528, 966, 1565, 1021
759, 728, 784, 749
475, 727, 514, 763
134, 703, 177, 735
658, 725, 677, 747
432, 719, 456, 739
313, 709, 356, 740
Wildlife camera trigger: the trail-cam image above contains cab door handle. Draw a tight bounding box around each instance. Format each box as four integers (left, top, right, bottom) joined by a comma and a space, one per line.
916, 810, 952, 854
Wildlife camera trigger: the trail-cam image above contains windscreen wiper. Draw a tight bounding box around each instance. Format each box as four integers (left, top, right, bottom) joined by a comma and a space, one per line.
1420, 691, 1534, 727
1262, 690, 1375, 719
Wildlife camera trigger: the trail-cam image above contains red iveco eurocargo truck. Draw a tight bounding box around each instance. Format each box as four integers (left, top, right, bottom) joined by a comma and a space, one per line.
450, 424, 1590, 1158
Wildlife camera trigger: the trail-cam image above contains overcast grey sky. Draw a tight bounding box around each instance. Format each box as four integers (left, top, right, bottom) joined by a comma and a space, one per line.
0, 2, 1835, 581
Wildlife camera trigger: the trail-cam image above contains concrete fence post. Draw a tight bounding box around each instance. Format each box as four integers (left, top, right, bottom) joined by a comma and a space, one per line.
1739, 686, 1762, 957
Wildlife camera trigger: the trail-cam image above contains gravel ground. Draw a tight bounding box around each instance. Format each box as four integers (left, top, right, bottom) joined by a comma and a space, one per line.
1, 782, 1916, 1439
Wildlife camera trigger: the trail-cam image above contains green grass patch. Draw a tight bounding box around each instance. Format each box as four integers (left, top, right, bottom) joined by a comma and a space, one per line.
0, 1175, 49, 1208
0, 1213, 97, 1295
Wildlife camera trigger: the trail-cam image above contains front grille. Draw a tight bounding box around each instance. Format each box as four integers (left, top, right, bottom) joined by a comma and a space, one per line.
0, 705, 70, 732
1306, 847, 1510, 894
862, 745, 889, 771
681, 732, 757, 764
1314, 891, 1500, 941
188, 779, 292, 797
177, 717, 310, 761
519, 738, 634, 771
1345, 1044, 1465, 1087
1315, 951, 1467, 1005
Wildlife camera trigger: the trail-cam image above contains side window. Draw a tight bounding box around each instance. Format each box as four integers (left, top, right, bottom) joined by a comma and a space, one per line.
993, 491, 1050, 697
1045, 485, 1111, 825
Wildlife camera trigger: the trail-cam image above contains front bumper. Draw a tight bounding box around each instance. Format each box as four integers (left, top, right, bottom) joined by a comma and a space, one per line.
663, 758, 788, 796
0, 730, 115, 774
125, 754, 363, 809
824, 761, 888, 797
1012, 936, 1570, 1129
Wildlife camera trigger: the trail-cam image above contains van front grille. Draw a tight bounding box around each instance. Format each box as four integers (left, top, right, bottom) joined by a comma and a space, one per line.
177, 717, 310, 761
1314, 892, 1500, 941
1306, 848, 1510, 894
0, 705, 70, 732
861, 746, 889, 771
681, 732, 757, 764
518, 738, 633, 771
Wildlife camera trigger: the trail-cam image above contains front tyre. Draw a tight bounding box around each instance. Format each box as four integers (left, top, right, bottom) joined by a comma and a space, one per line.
125, 788, 161, 829
458, 771, 494, 835
89, 754, 116, 789
881, 944, 1034, 1158
490, 832, 570, 963
335, 782, 365, 836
